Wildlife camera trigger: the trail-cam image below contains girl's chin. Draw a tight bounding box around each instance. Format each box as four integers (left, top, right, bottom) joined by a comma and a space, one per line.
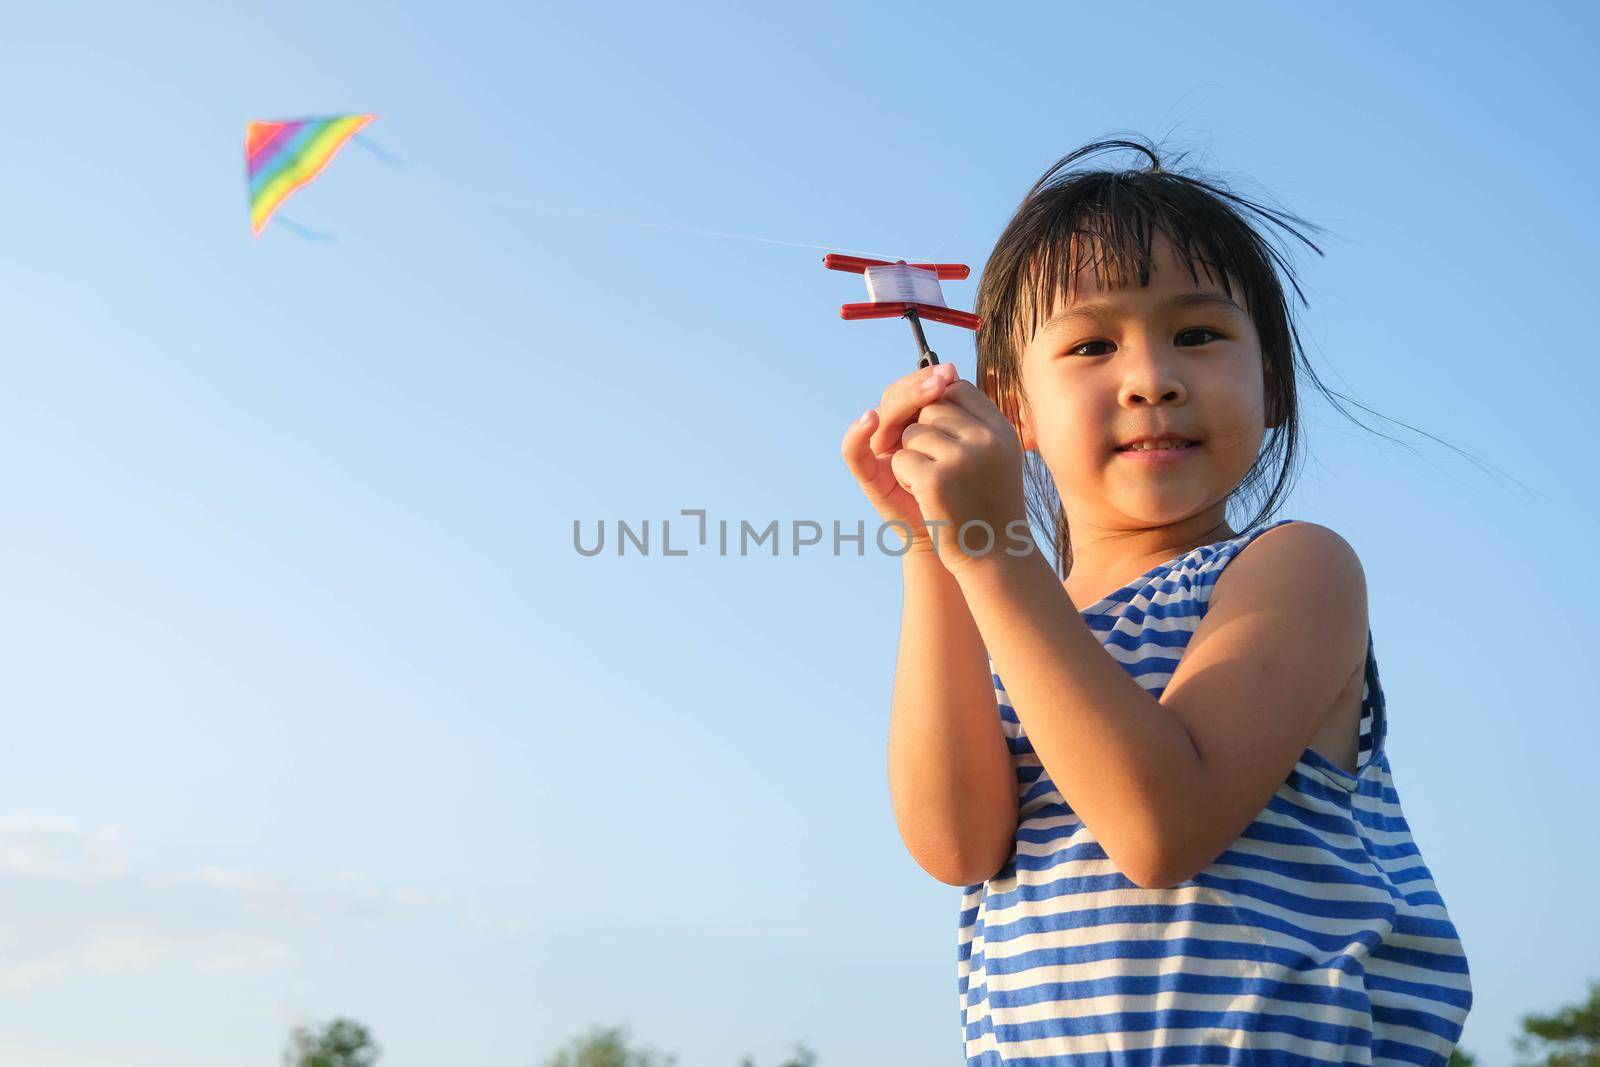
1100, 480, 1216, 518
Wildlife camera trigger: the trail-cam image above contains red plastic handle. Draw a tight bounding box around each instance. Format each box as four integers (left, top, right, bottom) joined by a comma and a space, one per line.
839, 302, 981, 330
824, 253, 970, 281
914, 305, 981, 329
824, 254, 891, 274
839, 302, 911, 321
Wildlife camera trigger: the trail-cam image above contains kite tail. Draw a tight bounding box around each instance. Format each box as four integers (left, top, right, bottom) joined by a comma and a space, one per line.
351, 133, 403, 166
272, 216, 337, 242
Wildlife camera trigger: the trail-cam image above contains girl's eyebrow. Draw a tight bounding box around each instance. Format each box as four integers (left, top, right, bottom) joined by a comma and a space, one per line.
1041, 291, 1246, 331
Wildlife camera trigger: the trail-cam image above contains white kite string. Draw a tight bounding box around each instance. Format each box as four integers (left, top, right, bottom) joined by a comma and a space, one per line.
478, 189, 932, 262
864, 263, 947, 306
399, 165, 939, 262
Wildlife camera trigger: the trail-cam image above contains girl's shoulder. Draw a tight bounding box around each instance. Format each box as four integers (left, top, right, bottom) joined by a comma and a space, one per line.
1199, 520, 1368, 653
1230, 517, 1360, 570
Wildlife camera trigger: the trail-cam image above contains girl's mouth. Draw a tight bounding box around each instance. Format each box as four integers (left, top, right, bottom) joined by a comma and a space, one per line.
1115, 441, 1201, 464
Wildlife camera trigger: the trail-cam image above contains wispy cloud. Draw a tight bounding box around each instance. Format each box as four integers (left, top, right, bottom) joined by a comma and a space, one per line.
0, 813, 526, 995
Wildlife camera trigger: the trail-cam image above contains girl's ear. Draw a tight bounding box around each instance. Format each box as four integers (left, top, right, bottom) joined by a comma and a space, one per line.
986, 368, 1036, 452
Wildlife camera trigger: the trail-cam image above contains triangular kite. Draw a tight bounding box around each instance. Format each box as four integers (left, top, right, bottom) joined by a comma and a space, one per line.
245, 114, 376, 237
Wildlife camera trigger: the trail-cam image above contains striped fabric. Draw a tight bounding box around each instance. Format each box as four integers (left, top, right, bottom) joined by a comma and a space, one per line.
957, 518, 1473, 1066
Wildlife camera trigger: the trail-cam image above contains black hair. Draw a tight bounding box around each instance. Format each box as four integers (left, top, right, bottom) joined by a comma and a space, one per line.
975, 135, 1489, 577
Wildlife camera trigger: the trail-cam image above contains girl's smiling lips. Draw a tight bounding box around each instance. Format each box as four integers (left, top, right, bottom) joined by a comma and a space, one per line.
1114, 438, 1202, 464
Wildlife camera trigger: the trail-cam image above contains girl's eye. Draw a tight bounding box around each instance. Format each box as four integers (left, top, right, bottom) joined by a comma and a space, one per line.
1066, 327, 1224, 357
1177, 327, 1224, 346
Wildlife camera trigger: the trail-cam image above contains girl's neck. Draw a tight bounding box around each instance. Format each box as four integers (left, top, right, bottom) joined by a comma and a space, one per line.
1063, 511, 1236, 600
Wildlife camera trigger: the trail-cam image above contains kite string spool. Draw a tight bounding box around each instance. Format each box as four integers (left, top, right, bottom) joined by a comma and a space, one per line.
864, 264, 947, 308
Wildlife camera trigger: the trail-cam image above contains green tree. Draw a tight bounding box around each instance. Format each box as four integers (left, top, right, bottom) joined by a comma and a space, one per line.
1448, 1047, 1477, 1066
538, 1022, 679, 1067
738, 1041, 817, 1067
283, 1017, 380, 1067
1514, 977, 1600, 1067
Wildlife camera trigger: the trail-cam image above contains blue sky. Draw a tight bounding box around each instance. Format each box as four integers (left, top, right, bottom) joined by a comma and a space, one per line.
1, 2, 1594, 1064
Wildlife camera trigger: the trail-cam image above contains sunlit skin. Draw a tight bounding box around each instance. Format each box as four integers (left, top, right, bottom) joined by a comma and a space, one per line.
840, 231, 1369, 890
1010, 232, 1271, 602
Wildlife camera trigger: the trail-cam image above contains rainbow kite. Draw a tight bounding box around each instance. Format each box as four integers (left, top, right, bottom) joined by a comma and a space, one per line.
245, 114, 375, 237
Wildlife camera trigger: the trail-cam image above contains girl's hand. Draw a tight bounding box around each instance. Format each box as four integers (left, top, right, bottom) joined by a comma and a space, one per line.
840, 362, 960, 554
894, 373, 1029, 574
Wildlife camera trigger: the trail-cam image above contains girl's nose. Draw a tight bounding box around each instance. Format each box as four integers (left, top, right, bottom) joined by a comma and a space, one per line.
1118, 350, 1188, 407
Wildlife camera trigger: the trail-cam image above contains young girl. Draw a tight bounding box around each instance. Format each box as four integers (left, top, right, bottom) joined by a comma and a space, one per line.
841, 139, 1473, 1065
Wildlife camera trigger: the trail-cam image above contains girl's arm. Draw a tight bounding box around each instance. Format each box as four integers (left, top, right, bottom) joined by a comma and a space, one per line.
886, 542, 1019, 888
841, 364, 1019, 888
947, 521, 1368, 890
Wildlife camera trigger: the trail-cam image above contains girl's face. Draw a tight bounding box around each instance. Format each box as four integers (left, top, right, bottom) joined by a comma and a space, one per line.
1011, 232, 1268, 531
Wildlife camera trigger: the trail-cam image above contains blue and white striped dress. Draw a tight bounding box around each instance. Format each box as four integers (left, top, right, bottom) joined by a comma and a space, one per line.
957, 518, 1473, 1066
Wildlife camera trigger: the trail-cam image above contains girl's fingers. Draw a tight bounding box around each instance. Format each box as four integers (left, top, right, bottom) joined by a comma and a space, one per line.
926, 379, 1009, 434
844, 365, 972, 497
889, 445, 934, 493
870, 362, 957, 454
901, 421, 962, 462
840, 407, 882, 486
914, 398, 986, 442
